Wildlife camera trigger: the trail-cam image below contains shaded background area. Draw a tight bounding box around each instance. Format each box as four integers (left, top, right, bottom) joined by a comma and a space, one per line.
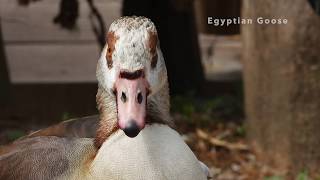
1, 0, 320, 179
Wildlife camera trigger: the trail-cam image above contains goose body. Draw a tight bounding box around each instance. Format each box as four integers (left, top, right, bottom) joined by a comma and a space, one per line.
89, 124, 206, 180
0, 16, 209, 180
0, 123, 207, 180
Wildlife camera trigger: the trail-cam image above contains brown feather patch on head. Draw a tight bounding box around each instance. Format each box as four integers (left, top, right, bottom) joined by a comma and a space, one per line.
148, 31, 158, 69
106, 31, 119, 69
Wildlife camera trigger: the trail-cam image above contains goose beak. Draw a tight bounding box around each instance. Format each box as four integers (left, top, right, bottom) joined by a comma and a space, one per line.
115, 70, 148, 138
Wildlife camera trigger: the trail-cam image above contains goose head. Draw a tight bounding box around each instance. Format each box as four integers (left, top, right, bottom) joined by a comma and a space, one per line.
95, 16, 171, 147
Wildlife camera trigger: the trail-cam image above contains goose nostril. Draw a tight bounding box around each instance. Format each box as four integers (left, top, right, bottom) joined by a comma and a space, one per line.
121, 92, 127, 103
137, 92, 143, 104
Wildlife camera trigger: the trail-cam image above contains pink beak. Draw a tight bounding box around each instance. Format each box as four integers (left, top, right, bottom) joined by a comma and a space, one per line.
115, 70, 148, 138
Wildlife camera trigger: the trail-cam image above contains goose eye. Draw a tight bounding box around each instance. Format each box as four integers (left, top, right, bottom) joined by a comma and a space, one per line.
106, 47, 113, 69
151, 53, 158, 69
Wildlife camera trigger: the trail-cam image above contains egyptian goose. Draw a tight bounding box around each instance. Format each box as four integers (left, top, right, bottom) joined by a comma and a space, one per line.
0, 16, 209, 180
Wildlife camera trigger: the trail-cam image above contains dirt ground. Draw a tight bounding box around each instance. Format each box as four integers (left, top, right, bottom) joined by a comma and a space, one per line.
174, 113, 283, 180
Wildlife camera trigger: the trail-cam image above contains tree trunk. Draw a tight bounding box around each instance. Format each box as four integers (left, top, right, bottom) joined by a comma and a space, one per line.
242, 0, 320, 176
0, 19, 10, 105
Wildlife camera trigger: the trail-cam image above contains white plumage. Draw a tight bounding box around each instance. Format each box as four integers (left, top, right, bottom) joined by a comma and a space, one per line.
90, 125, 207, 180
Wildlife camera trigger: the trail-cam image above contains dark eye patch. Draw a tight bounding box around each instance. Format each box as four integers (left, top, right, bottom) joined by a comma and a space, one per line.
151, 53, 158, 68
148, 31, 158, 69
106, 31, 119, 69
106, 47, 113, 68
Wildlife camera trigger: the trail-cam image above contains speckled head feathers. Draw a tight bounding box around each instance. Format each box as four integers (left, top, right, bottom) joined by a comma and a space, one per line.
109, 16, 157, 34
96, 16, 167, 96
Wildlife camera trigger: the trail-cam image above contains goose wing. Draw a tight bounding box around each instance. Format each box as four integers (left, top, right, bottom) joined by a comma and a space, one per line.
23, 115, 99, 139
0, 136, 94, 180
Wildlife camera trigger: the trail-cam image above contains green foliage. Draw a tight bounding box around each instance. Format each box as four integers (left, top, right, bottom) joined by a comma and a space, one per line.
204, 95, 243, 118
6, 130, 25, 141
235, 125, 246, 137
264, 176, 283, 180
171, 94, 243, 119
296, 170, 309, 180
264, 170, 310, 180
61, 112, 71, 121
171, 95, 195, 117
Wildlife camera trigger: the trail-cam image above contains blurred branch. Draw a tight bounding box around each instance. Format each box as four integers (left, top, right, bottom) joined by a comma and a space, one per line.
87, 0, 106, 49
53, 0, 79, 30
17, 0, 41, 6
16, 0, 106, 48
196, 129, 249, 151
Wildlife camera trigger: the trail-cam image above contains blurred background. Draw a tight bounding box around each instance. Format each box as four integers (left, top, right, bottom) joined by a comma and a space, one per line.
0, 0, 319, 179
